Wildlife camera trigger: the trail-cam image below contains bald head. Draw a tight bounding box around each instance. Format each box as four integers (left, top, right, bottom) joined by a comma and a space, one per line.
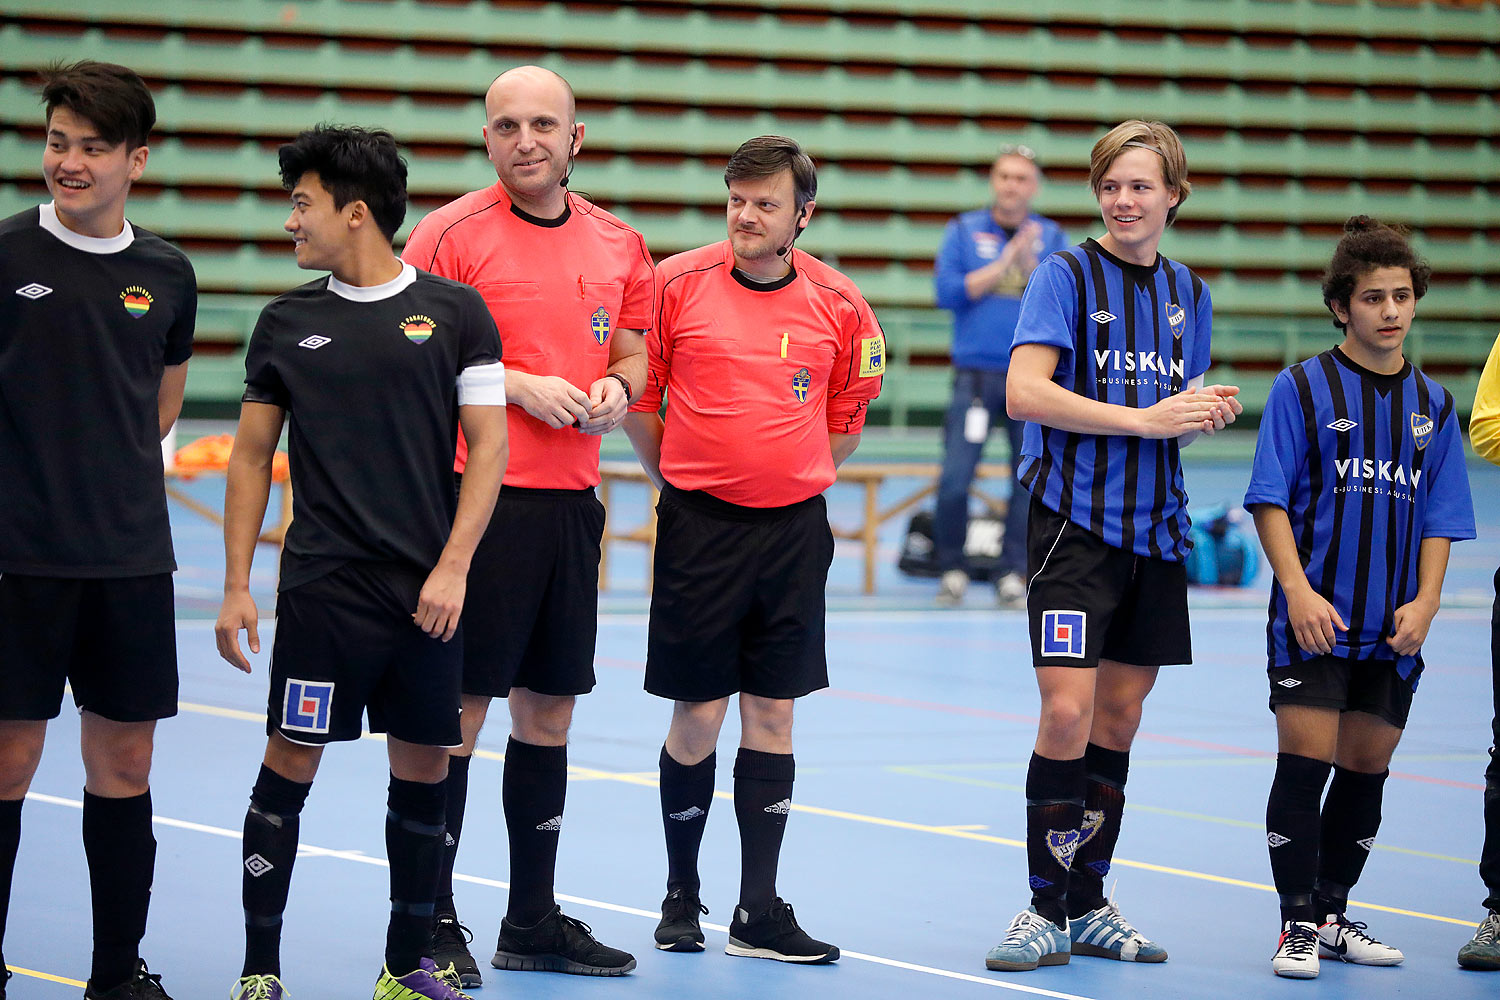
485, 65, 575, 126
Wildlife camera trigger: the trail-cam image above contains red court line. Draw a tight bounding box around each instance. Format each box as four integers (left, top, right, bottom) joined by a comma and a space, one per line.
814, 688, 1486, 791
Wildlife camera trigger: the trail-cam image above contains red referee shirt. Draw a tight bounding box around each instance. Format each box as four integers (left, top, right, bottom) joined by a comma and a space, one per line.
632, 241, 884, 507
403, 181, 654, 487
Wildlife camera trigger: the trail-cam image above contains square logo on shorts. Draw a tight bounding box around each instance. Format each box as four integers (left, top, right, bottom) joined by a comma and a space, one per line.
1041, 610, 1086, 658
283, 679, 334, 734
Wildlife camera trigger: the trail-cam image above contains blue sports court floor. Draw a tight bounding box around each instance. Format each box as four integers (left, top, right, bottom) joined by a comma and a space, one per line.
8, 438, 1500, 999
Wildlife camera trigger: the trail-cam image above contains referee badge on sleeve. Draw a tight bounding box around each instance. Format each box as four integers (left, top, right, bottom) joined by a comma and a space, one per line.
1041, 610, 1086, 658
283, 679, 334, 734
859, 334, 886, 377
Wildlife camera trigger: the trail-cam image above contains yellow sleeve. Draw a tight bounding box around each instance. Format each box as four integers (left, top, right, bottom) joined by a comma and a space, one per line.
1472, 332, 1500, 465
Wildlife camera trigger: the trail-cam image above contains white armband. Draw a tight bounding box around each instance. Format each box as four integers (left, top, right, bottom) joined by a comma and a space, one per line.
457, 361, 506, 406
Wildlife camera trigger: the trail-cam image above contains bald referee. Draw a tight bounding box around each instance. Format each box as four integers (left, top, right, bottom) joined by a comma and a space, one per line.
625, 135, 883, 964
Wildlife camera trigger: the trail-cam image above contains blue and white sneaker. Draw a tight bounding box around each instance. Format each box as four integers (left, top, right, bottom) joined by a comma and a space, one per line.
985, 907, 1070, 972
1069, 901, 1168, 963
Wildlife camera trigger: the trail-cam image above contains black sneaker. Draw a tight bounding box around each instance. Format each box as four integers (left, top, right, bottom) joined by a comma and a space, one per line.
84, 960, 173, 999
432, 914, 483, 987
491, 905, 637, 976
2, 966, 10, 1000
655, 888, 709, 952
726, 898, 839, 964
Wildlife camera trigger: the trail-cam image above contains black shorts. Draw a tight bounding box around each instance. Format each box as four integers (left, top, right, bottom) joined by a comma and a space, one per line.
268, 561, 462, 747
1025, 497, 1192, 668
1268, 655, 1415, 729
462, 486, 604, 698
0, 573, 177, 722
645, 484, 833, 703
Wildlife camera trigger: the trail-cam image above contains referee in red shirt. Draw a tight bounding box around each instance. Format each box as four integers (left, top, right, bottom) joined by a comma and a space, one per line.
625, 135, 884, 964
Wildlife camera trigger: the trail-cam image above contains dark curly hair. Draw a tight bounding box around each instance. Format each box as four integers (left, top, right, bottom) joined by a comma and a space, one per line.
278, 124, 408, 241
1321, 215, 1431, 330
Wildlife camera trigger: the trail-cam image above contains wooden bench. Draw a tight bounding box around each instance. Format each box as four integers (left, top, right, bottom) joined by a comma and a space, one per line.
598, 460, 1013, 594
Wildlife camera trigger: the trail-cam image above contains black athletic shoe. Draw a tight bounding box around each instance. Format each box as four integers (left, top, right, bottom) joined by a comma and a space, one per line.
725, 898, 839, 964
2, 966, 10, 999
655, 888, 709, 952
83, 960, 173, 999
432, 914, 483, 988
491, 905, 637, 976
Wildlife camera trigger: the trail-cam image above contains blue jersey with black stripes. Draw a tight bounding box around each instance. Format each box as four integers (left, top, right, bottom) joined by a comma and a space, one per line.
1243, 348, 1475, 685
1011, 239, 1213, 561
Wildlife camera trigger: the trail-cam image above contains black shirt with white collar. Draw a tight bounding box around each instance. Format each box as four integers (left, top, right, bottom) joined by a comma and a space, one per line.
243, 263, 504, 590
0, 204, 197, 577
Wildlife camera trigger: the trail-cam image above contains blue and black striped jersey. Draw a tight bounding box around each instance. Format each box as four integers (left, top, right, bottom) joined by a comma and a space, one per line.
1011, 239, 1213, 562
1244, 348, 1475, 685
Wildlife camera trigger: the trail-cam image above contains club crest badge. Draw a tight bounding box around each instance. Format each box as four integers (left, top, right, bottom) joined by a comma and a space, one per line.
401, 314, 435, 344
121, 285, 153, 318
590, 306, 611, 345
792, 366, 811, 404
1410, 412, 1433, 450
1166, 302, 1187, 339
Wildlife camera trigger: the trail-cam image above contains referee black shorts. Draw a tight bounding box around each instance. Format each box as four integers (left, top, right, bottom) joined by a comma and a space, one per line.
0, 572, 177, 722
1268, 654, 1415, 729
268, 560, 462, 747
462, 486, 605, 699
645, 483, 833, 703
1025, 496, 1192, 669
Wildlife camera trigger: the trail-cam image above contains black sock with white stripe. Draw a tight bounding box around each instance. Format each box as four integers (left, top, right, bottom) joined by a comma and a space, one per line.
733, 748, 794, 915
1267, 752, 1331, 923
242, 765, 312, 978
1025, 753, 1086, 928
385, 775, 446, 976
502, 738, 567, 926
1315, 765, 1387, 917
660, 746, 716, 894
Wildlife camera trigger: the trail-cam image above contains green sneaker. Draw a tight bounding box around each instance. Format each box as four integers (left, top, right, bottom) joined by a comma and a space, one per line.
1458, 911, 1500, 971
230, 974, 288, 999
372, 963, 473, 1000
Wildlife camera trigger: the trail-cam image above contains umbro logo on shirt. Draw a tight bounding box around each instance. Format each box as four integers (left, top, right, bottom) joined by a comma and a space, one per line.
1089, 310, 1116, 324
1277, 677, 1302, 688
1327, 418, 1358, 433
15, 283, 52, 299
298, 335, 332, 350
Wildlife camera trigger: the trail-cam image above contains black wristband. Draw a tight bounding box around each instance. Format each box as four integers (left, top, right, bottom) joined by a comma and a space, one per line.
606, 371, 632, 402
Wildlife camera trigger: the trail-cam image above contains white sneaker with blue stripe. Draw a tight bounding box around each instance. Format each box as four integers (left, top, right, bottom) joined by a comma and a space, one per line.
1069, 901, 1168, 962
984, 907, 1070, 972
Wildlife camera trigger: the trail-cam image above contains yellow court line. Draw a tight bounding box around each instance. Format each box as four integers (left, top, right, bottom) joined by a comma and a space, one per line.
171, 700, 1479, 929
11, 965, 86, 987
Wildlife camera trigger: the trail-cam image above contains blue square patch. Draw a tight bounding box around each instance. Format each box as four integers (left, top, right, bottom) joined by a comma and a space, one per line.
1041, 610, 1086, 659
283, 679, 334, 734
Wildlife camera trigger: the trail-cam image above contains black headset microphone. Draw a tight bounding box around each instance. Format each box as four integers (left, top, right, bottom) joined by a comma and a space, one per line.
775, 205, 810, 257
560, 127, 578, 187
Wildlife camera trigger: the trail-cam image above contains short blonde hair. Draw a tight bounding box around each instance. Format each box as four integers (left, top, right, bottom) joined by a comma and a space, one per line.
1088, 120, 1191, 225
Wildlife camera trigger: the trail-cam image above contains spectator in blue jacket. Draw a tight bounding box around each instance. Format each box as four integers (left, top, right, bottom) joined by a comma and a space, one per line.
933, 146, 1067, 606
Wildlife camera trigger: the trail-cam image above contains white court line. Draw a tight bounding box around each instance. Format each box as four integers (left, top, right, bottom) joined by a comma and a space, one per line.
24, 791, 1098, 1000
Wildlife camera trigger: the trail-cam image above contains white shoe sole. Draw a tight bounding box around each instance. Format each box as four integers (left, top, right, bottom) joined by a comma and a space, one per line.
725, 939, 838, 963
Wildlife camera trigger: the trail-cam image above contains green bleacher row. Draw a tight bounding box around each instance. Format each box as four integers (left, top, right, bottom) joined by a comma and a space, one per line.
3, 131, 1495, 227
11, 0, 1499, 91
2, 184, 1493, 299
2, 26, 1496, 137
627, 0, 1500, 41
5, 77, 1496, 186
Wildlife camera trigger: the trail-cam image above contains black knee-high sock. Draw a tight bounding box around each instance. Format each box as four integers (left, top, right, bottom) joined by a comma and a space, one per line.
660, 747, 716, 895
242, 765, 312, 978
0, 798, 21, 964
1315, 765, 1388, 918
733, 748, 794, 914
1067, 743, 1130, 919
1266, 753, 1332, 923
502, 739, 567, 925
1025, 753, 1086, 928
385, 775, 446, 976
435, 754, 471, 918
82, 790, 155, 991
